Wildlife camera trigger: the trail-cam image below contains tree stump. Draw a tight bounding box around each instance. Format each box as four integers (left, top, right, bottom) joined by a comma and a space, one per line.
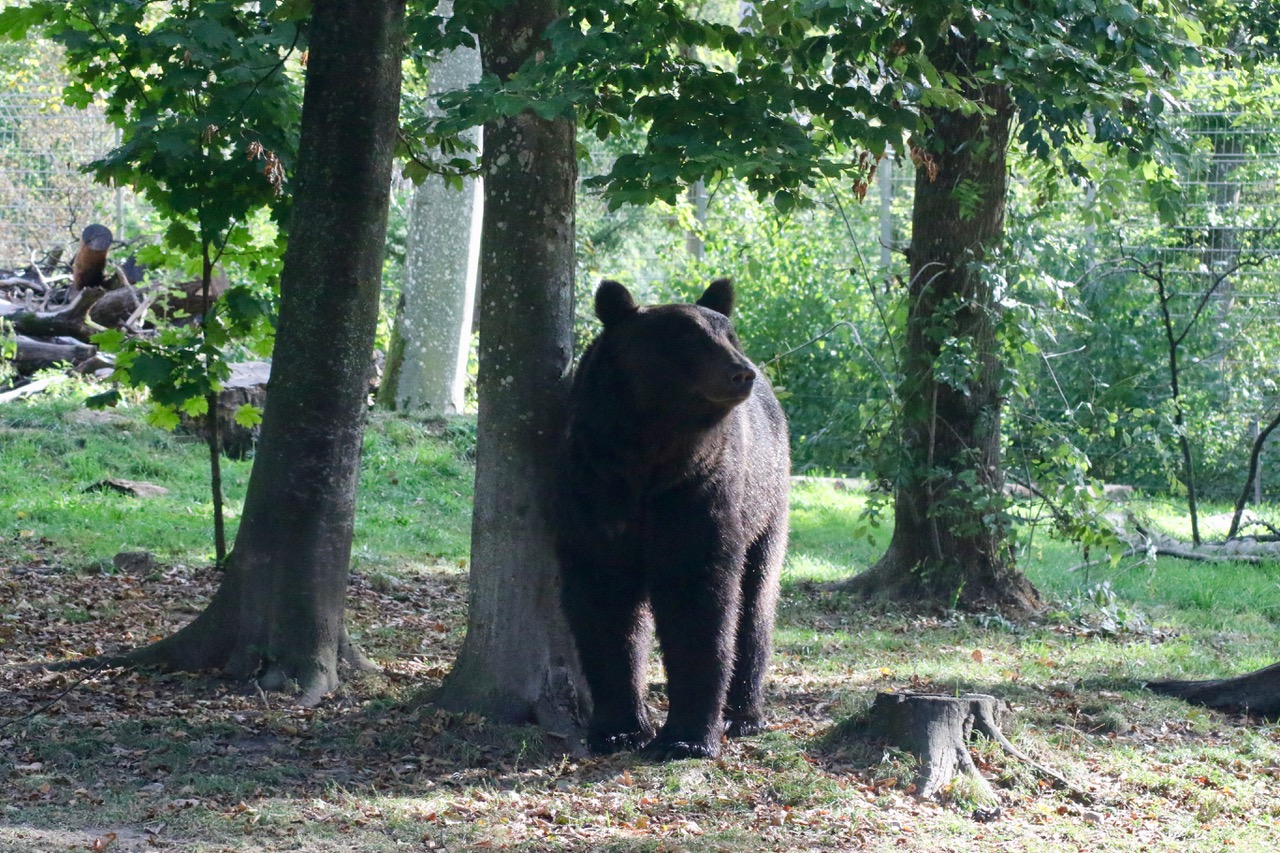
866, 691, 1072, 801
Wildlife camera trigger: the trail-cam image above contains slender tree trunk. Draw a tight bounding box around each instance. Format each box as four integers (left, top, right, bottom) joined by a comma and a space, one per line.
434, 0, 586, 736
378, 0, 482, 415
200, 238, 227, 569
843, 44, 1038, 615
1228, 408, 1280, 539
126, 0, 406, 704
1152, 264, 1203, 545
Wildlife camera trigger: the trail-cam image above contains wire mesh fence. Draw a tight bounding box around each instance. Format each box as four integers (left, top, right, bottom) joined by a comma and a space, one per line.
0, 91, 122, 269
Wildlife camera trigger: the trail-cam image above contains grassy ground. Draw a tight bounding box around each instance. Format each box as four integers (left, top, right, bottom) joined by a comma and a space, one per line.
3, 388, 1280, 851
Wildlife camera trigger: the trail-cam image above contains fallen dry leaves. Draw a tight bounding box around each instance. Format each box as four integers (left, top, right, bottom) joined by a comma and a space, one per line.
3, 549, 1280, 852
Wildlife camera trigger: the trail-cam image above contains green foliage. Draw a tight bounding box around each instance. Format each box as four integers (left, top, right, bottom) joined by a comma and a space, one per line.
0, 1, 303, 236
650, 184, 897, 474
0, 319, 14, 387
0, 1, 301, 423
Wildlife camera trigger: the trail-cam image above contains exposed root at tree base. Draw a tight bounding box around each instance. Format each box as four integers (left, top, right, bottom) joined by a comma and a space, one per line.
1148, 661, 1280, 719
837, 544, 1041, 619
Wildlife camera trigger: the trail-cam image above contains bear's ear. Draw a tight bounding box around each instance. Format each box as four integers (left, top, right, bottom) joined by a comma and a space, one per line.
696, 278, 735, 317
595, 280, 638, 327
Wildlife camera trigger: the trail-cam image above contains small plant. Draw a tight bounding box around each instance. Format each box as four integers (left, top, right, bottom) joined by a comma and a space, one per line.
1065, 580, 1150, 635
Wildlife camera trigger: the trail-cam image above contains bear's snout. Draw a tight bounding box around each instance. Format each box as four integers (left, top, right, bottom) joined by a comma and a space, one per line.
728, 366, 755, 393
705, 362, 754, 404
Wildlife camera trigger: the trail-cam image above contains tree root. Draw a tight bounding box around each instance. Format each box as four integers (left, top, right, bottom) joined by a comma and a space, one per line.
1148, 662, 1280, 719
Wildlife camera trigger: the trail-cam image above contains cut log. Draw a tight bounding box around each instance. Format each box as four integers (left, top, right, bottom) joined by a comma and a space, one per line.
13, 335, 97, 374
1149, 662, 1280, 719
865, 691, 1075, 801
72, 224, 113, 291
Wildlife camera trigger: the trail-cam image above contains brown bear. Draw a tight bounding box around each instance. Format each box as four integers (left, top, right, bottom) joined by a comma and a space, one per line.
555, 278, 790, 759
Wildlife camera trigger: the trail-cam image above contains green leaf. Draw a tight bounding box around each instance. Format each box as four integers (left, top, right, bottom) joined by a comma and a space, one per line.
233, 404, 264, 428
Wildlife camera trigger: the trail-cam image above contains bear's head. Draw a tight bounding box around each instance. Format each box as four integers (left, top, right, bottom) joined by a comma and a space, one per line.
592, 279, 757, 416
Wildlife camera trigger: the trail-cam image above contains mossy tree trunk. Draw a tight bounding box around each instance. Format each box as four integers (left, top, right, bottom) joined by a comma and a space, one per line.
844, 39, 1038, 615
433, 0, 586, 736
126, 0, 406, 704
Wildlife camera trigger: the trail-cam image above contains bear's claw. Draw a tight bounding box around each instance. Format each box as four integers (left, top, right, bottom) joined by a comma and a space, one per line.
724, 717, 767, 738
588, 728, 655, 755
639, 738, 720, 761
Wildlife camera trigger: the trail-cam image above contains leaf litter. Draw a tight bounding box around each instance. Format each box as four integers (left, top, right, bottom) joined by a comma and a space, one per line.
2, 549, 1280, 851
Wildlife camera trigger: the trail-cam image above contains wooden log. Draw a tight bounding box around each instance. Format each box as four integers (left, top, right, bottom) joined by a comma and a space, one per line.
89, 285, 143, 328
178, 360, 270, 459
13, 335, 97, 374
0, 378, 57, 404
155, 267, 230, 322
2, 287, 105, 342
85, 478, 170, 498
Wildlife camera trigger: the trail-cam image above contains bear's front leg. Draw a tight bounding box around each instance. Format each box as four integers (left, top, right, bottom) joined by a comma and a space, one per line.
560, 557, 655, 754
724, 516, 786, 738
643, 498, 744, 760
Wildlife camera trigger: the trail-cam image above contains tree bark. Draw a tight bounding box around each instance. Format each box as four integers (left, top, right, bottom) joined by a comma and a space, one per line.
433, 0, 586, 738
124, 0, 406, 704
378, 0, 482, 416
843, 42, 1038, 615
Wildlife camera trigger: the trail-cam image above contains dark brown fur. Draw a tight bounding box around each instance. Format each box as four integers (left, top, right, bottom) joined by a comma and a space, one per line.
555, 279, 790, 759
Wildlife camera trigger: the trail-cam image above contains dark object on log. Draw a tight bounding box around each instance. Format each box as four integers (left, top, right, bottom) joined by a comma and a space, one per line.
86, 478, 171, 498
1149, 662, 1280, 719
178, 360, 270, 459
13, 335, 97, 374
865, 691, 1075, 801
72, 224, 113, 291
120, 255, 146, 285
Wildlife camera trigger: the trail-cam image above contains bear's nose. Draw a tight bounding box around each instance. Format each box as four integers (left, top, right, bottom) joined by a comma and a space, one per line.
729, 366, 755, 390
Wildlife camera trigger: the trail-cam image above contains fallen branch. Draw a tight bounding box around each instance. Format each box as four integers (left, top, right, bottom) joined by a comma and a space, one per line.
2, 287, 106, 342
0, 378, 58, 404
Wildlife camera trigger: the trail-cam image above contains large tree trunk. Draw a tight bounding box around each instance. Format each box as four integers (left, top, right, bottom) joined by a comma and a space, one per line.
125, 0, 406, 704
378, 0, 482, 415
434, 0, 586, 737
843, 44, 1038, 615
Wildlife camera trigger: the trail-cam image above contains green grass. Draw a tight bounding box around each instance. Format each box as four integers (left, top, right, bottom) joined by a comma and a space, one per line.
4, 388, 1280, 851
0, 387, 473, 571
